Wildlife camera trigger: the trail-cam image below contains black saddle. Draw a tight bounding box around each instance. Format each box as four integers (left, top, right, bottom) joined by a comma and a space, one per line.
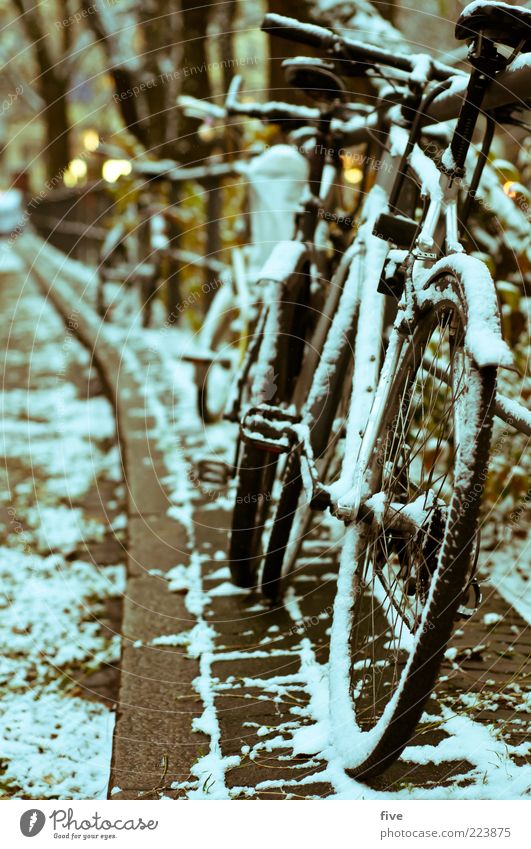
456, 1, 531, 51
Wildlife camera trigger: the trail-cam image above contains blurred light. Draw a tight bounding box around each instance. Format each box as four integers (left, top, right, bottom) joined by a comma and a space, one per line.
197, 121, 216, 143
63, 158, 88, 188
343, 166, 363, 185
102, 159, 132, 183
70, 159, 87, 179
82, 129, 99, 152
503, 180, 517, 198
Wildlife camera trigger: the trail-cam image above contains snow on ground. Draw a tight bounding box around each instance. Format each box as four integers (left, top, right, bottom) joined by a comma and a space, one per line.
482, 535, 531, 625
0, 268, 125, 799
107, 312, 530, 800
7, 246, 526, 800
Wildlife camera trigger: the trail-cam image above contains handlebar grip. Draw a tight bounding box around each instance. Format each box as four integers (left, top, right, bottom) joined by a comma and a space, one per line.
261, 13, 336, 49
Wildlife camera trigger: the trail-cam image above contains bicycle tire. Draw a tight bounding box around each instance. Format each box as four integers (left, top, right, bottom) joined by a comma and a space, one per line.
229, 276, 311, 587
329, 273, 497, 780
229, 443, 279, 587
196, 287, 240, 424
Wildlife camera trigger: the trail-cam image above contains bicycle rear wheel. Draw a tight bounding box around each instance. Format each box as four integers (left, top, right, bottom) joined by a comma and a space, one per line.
229, 442, 279, 587
229, 276, 311, 588
329, 275, 497, 779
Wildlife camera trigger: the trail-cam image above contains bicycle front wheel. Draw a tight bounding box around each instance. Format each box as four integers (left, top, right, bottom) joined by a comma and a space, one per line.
329, 273, 497, 779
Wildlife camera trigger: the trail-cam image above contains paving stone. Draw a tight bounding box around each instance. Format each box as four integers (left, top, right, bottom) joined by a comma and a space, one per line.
121, 577, 194, 642
128, 514, 189, 576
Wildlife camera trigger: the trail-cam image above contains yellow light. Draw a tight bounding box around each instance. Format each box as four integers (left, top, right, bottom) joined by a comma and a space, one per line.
102, 159, 132, 183
69, 158, 87, 179
503, 180, 517, 198
63, 170, 77, 188
82, 129, 100, 152
343, 166, 363, 185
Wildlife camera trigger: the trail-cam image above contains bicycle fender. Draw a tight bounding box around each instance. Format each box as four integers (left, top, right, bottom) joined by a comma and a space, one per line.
256, 240, 308, 283
415, 254, 513, 370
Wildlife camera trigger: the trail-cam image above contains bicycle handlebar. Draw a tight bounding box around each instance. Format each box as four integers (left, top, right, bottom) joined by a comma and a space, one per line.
226, 73, 321, 126
262, 14, 531, 123
262, 14, 338, 50
262, 14, 459, 82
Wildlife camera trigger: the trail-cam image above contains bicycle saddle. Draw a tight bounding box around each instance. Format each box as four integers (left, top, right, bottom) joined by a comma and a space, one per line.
455, 1, 531, 51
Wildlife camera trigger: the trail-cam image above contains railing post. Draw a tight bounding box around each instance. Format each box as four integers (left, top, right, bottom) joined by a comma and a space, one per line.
166, 180, 182, 324
204, 173, 222, 314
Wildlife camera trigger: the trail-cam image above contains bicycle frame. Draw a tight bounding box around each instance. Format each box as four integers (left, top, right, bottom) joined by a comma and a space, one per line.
294, 111, 519, 527
227, 21, 531, 485
251, 5, 531, 779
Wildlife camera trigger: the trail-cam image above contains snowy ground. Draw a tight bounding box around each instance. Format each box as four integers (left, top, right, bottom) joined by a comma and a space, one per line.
2, 241, 529, 799
0, 256, 125, 798
103, 304, 530, 800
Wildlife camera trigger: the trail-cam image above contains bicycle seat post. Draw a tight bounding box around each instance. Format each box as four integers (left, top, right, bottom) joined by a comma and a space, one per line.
442, 34, 505, 182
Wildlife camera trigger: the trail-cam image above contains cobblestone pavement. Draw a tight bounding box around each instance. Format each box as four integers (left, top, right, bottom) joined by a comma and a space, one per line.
11, 237, 531, 800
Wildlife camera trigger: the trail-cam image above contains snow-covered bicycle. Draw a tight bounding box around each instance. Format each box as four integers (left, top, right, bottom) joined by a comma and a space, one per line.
237, 2, 531, 778
188, 79, 313, 423
225, 68, 378, 587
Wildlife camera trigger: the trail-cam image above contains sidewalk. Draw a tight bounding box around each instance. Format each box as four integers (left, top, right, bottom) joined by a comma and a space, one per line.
0, 248, 123, 798
15, 235, 203, 797
11, 234, 531, 800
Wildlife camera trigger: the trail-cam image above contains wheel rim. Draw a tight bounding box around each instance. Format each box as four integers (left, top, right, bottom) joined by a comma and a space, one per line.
202, 356, 236, 421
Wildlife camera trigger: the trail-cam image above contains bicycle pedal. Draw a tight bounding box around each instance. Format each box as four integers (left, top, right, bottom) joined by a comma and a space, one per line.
240, 405, 301, 454
195, 458, 233, 485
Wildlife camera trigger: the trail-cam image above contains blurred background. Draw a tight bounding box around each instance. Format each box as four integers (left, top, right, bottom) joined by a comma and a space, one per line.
0, 0, 529, 528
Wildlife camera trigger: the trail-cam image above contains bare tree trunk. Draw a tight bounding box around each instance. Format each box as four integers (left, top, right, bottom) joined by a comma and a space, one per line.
80, 0, 149, 148
42, 77, 71, 181
12, 0, 72, 180
178, 0, 213, 162
137, 2, 181, 157
213, 0, 237, 92
82, 0, 212, 161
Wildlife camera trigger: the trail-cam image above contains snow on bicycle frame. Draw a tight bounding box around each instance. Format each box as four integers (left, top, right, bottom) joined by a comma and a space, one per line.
254, 7, 531, 486
255, 4, 531, 777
